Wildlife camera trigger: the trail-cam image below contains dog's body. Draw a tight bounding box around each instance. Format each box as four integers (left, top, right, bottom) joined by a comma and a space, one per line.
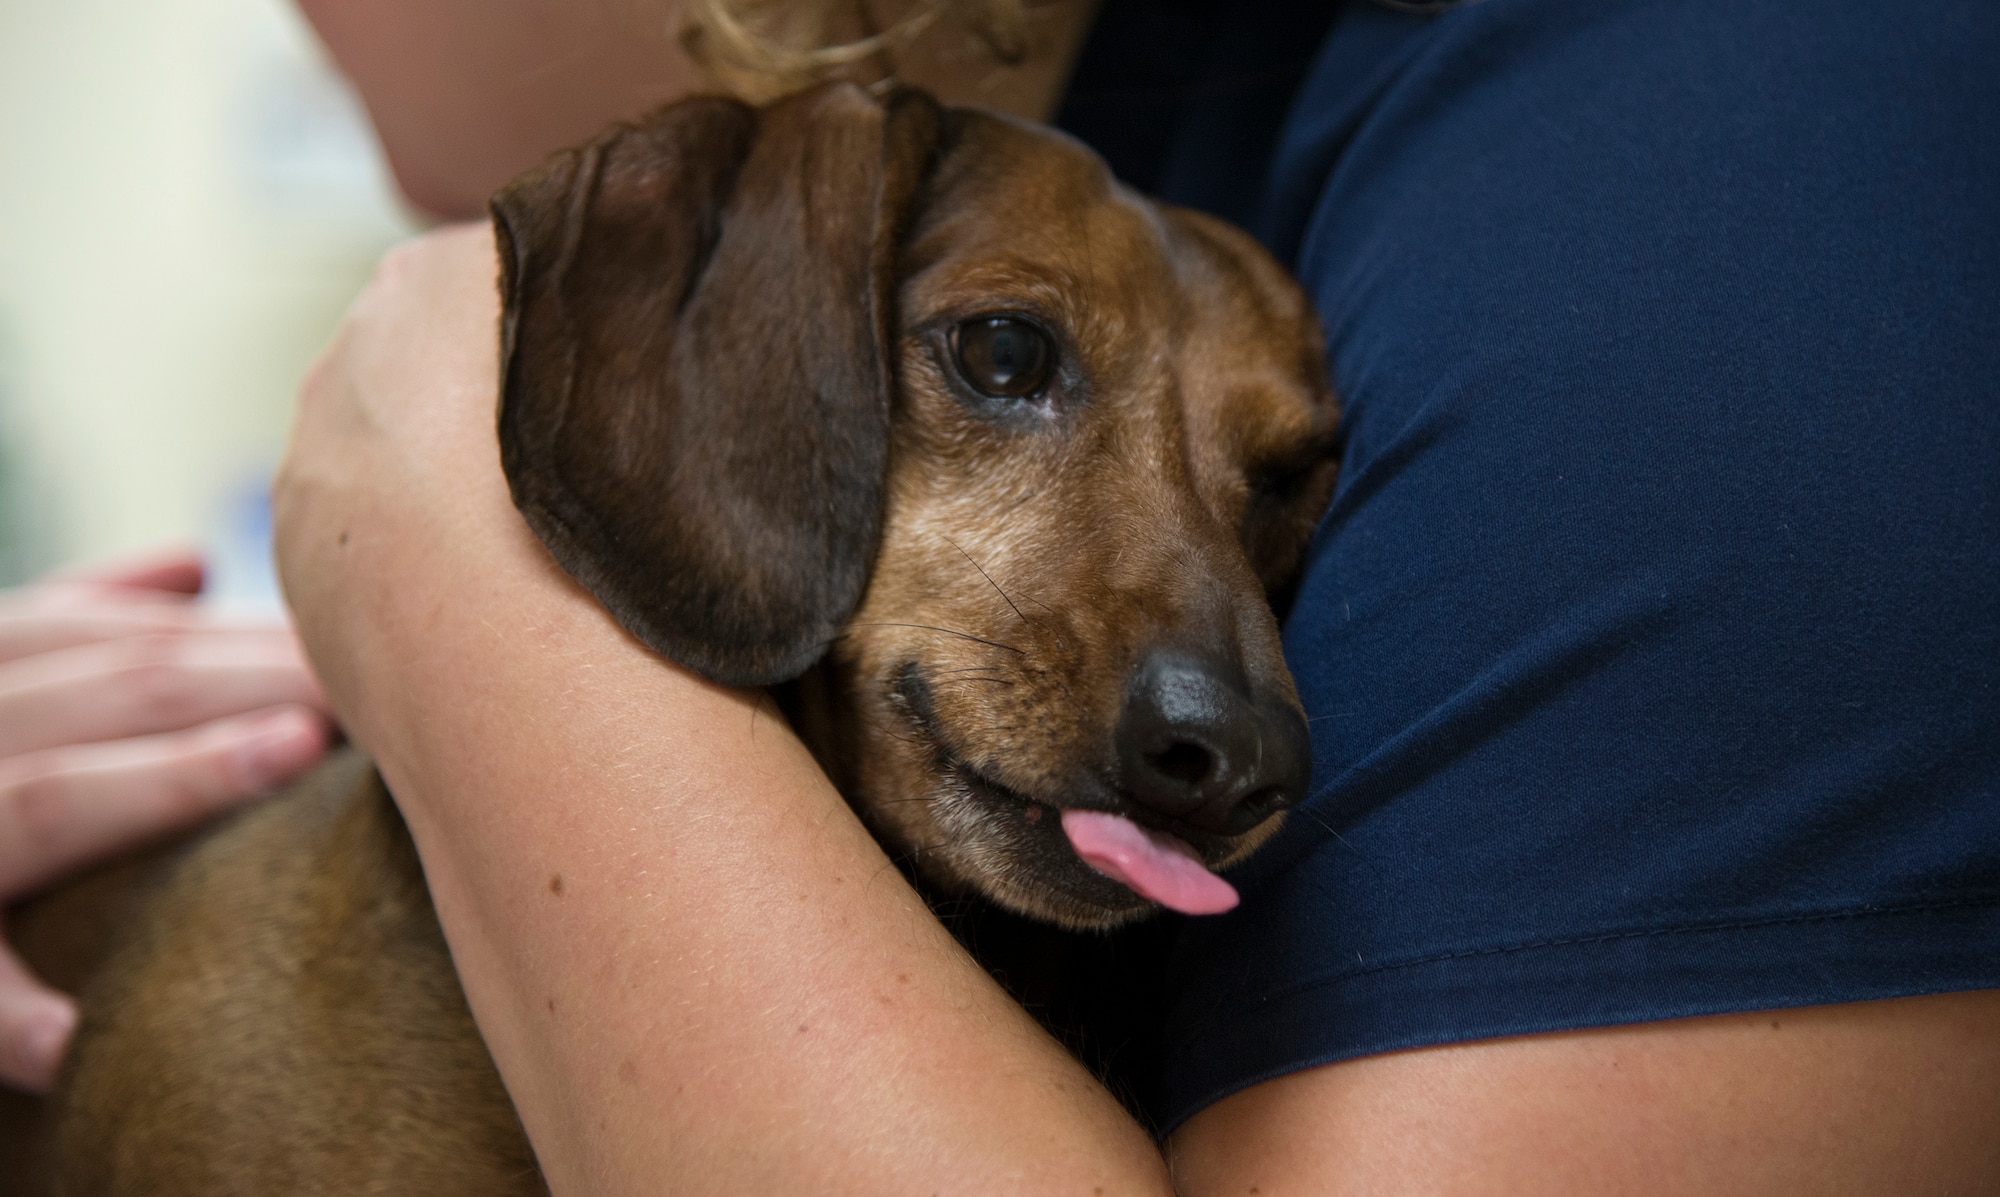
0, 85, 1337, 1191
5, 755, 541, 1194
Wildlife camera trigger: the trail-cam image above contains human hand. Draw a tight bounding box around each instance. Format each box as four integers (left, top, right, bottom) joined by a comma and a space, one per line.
0, 549, 331, 1091
274, 222, 564, 766
270, 225, 1178, 1195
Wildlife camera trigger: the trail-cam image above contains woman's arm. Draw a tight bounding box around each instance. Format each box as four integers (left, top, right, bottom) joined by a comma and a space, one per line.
275, 7, 2000, 1192
278, 6, 1157, 1188
274, 219, 2000, 1197
1170, 991, 2000, 1195
274, 224, 1169, 1194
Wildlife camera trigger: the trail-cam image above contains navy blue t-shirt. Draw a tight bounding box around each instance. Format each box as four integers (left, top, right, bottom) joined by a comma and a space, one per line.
1060, 0, 2000, 1132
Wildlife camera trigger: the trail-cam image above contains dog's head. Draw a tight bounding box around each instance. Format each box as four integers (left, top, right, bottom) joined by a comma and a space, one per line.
492, 84, 1338, 928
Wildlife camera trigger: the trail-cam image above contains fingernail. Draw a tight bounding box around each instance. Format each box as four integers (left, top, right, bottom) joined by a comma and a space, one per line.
20, 1002, 77, 1088
233, 710, 325, 791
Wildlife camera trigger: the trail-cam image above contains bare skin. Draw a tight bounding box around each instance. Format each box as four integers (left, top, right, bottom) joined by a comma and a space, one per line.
277, 225, 1168, 1194
280, 220, 2000, 1196
0, 0, 1084, 1106
19, 0, 1983, 1188
300, 0, 1099, 219
1172, 993, 2000, 1196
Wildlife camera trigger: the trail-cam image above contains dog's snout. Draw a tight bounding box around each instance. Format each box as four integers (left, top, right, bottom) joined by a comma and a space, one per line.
1115, 649, 1309, 835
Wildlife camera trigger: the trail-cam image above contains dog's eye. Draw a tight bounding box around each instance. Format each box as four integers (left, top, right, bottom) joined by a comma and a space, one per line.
954, 317, 1055, 399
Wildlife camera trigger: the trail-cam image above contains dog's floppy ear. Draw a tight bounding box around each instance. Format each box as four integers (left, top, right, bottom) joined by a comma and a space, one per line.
493, 85, 942, 686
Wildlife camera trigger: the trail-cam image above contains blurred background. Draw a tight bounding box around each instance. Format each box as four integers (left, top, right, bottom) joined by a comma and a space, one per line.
0, 0, 418, 601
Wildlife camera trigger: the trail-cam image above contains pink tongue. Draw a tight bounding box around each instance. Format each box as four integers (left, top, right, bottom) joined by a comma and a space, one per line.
1060, 810, 1239, 915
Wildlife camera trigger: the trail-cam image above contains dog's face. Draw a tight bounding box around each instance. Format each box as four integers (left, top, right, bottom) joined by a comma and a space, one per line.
493, 85, 1338, 928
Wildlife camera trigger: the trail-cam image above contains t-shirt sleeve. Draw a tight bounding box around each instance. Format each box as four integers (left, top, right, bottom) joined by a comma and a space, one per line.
1150, 0, 2000, 1132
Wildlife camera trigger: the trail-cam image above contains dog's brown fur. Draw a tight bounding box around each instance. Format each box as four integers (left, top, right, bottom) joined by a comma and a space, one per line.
0, 84, 1336, 1191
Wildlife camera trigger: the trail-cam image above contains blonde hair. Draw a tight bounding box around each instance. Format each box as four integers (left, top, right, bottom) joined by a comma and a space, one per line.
679, 0, 1035, 101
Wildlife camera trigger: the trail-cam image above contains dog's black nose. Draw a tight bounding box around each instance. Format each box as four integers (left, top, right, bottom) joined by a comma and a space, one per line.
1114, 649, 1310, 835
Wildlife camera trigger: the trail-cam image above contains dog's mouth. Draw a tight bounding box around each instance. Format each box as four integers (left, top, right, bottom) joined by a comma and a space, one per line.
951, 760, 1241, 914
889, 663, 1249, 926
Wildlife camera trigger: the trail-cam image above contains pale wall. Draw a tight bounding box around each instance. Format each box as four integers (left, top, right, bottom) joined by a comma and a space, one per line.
0, 0, 416, 579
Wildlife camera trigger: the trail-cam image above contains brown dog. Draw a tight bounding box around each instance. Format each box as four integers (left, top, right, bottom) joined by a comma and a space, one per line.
0, 83, 1337, 1191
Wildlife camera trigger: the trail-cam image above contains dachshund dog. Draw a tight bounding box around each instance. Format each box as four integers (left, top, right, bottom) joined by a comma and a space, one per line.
0, 84, 1338, 1192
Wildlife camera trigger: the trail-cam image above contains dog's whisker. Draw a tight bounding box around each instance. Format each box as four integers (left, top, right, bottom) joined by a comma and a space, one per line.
941, 535, 1034, 630
847, 621, 1026, 655
34, 76, 1353, 1180
1292, 804, 1371, 864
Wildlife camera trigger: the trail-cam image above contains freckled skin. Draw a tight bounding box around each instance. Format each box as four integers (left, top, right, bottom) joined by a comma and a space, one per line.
0, 94, 1339, 1188
806, 115, 1339, 928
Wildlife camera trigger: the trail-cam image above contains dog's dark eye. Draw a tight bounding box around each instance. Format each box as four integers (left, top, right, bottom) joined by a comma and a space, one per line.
954, 317, 1055, 399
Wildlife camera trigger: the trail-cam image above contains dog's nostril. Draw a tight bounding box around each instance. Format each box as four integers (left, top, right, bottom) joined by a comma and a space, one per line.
1146, 742, 1213, 786
1116, 648, 1311, 835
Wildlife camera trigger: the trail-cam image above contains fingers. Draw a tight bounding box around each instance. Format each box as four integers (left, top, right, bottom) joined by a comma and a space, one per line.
0, 552, 328, 1094
0, 628, 327, 759
0, 941, 76, 1092
0, 705, 329, 899
0, 554, 219, 664
43, 547, 206, 595
0, 599, 211, 666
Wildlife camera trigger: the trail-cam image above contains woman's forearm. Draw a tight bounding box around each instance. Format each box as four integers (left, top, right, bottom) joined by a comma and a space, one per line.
275, 226, 1169, 1194
379, 554, 1164, 1193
